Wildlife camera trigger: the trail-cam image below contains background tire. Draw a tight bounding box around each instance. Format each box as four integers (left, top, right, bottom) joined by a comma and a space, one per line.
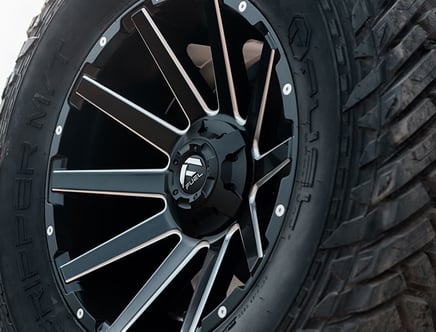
0, 0, 436, 331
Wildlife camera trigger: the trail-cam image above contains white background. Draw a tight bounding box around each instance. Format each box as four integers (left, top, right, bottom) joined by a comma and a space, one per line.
0, 1, 46, 92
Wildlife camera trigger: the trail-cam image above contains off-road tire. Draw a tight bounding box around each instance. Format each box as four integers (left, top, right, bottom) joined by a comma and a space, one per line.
1, 0, 436, 331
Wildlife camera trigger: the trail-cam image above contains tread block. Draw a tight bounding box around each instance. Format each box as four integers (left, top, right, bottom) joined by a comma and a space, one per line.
313, 272, 406, 318
344, 63, 384, 109
17, 38, 38, 60
351, 180, 373, 205
354, 33, 377, 58
389, 98, 436, 146
352, 0, 372, 33
351, 217, 435, 282
381, 49, 436, 124
322, 215, 369, 249
386, 25, 428, 75
358, 107, 379, 130
329, 256, 355, 282
372, 130, 436, 203
349, 24, 429, 110
419, 8, 436, 39
403, 253, 436, 289
324, 304, 402, 332
372, 0, 427, 51
424, 211, 436, 261
399, 295, 434, 331
352, 0, 390, 34
359, 137, 380, 166
355, 0, 426, 59
323, 183, 429, 248
426, 168, 436, 197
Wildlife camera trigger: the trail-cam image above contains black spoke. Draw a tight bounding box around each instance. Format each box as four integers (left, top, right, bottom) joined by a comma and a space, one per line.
108, 238, 209, 332
239, 225, 259, 270
50, 169, 166, 198
75, 74, 181, 155
247, 159, 290, 259
181, 225, 239, 332
250, 46, 277, 160
60, 209, 177, 283
205, 0, 245, 124
132, 8, 212, 122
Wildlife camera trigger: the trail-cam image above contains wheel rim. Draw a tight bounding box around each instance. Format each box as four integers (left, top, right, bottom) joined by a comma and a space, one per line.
45, 0, 299, 331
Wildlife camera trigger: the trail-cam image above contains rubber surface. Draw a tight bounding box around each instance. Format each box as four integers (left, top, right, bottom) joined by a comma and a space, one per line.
291, 0, 436, 330
0, 0, 435, 331
0, 3, 65, 331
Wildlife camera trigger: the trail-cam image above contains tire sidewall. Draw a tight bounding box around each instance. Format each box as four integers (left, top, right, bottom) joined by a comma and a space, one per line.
0, 1, 141, 330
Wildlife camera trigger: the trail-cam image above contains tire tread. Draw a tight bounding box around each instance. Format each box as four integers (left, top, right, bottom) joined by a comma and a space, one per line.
307, 0, 436, 330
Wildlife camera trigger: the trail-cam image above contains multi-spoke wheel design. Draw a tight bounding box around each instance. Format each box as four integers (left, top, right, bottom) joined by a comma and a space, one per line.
46, 0, 298, 331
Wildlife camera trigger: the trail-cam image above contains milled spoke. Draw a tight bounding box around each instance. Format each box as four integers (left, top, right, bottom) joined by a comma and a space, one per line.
181, 225, 239, 332
75, 75, 182, 155
247, 44, 293, 161
239, 226, 259, 270
60, 208, 177, 283
108, 238, 209, 332
206, 0, 245, 125
255, 137, 293, 161
51, 169, 166, 198
132, 8, 213, 122
248, 159, 290, 259
251, 46, 277, 160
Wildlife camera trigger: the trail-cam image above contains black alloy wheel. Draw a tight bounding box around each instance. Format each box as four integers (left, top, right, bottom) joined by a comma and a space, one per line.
46, 1, 297, 331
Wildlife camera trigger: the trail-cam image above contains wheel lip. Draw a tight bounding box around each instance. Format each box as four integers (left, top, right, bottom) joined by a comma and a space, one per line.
44, 0, 299, 330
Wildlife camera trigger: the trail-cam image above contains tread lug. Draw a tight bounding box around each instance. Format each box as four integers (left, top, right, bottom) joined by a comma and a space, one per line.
351, 217, 435, 282
324, 305, 402, 332
381, 49, 436, 124
323, 183, 429, 248
403, 253, 436, 290
313, 272, 406, 318
398, 295, 434, 331
344, 63, 384, 110
351, 180, 373, 205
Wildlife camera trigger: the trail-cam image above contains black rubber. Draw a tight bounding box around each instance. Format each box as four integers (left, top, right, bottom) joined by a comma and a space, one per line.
0, 0, 435, 331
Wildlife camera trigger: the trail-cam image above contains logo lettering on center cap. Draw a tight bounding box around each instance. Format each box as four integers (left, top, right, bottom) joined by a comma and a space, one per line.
180, 156, 205, 192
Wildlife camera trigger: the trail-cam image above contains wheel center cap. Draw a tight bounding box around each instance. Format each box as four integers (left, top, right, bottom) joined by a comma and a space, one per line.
179, 155, 207, 194
169, 118, 247, 220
